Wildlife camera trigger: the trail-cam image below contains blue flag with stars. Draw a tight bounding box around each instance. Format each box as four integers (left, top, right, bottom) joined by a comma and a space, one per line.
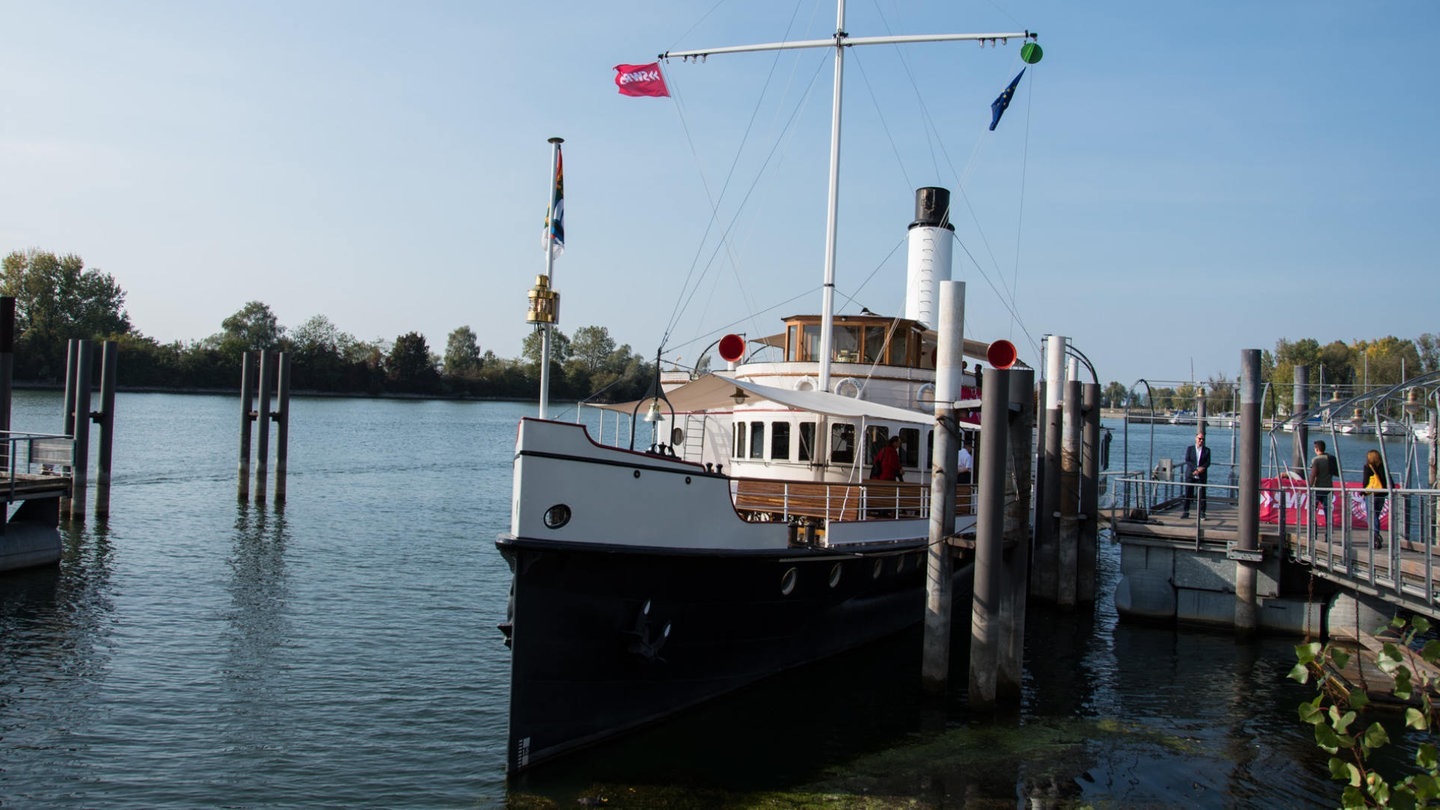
989, 68, 1025, 131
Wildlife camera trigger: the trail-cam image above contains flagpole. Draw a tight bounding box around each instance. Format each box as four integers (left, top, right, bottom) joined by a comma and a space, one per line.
539, 136, 563, 419
660, 11, 1033, 394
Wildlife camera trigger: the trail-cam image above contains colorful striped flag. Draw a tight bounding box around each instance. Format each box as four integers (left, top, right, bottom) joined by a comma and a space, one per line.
543, 146, 564, 256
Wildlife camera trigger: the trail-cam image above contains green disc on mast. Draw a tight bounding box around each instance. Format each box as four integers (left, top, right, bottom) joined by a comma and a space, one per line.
1021, 42, 1043, 64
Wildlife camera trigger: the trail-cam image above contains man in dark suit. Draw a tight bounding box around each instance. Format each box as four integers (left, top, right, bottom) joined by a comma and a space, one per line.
1182, 433, 1210, 519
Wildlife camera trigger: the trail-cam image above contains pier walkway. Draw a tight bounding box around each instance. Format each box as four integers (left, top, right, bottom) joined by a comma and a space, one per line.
1106, 475, 1440, 628
0, 432, 72, 572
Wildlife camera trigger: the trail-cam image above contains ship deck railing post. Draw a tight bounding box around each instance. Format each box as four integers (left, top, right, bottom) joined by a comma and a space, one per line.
238, 352, 254, 501
93, 340, 118, 519
68, 339, 94, 522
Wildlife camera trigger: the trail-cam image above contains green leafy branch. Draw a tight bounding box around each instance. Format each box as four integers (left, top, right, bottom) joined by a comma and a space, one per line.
1291, 616, 1440, 808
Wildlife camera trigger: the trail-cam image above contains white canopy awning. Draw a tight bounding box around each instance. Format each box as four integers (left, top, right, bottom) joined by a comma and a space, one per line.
592, 374, 981, 429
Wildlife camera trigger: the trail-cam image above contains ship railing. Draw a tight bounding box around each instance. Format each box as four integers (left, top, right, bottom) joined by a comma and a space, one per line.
0, 431, 75, 500
732, 477, 974, 524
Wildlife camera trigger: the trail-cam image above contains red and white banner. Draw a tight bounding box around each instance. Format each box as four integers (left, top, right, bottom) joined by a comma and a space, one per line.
614, 63, 670, 98
1258, 476, 1389, 530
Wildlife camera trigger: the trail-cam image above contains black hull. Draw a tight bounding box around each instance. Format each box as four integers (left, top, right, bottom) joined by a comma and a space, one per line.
499, 536, 966, 772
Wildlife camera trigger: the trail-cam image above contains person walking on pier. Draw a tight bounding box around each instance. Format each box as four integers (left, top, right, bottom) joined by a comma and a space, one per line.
1182, 433, 1210, 519
1363, 448, 1389, 548
1309, 440, 1338, 524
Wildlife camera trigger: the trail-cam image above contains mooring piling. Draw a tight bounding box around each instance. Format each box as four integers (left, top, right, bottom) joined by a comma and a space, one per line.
68, 340, 93, 521
1235, 349, 1263, 635
238, 351, 290, 506
255, 352, 273, 503
969, 364, 1010, 707
1057, 369, 1082, 608
922, 281, 964, 694
0, 298, 12, 437
93, 341, 118, 518
998, 367, 1035, 699
238, 352, 254, 501
1034, 335, 1067, 602
1292, 365, 1309, 473
1080, 380, 1101, 603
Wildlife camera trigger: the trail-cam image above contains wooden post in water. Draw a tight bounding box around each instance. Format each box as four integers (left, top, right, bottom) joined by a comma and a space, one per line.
59, 339, 79, 514
969, 365, 1010, 707
274, 352, 291, 502
998, 367, 1035, 699
69, 340, 94, 522
1292, 365, 1309, 473
922, 281, 964, 694
1235, 349, 1262, 635
1057, 370, 1081, 608
94, 341, 118, 519
1034, 335, 1067, 602
255, 351, 273, 504
0, 297, 13, 437
238, 352, 254, 501
1079, 381, 1100, 603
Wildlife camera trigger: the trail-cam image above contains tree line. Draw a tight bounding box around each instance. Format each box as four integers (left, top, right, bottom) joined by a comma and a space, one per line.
1099, 335, 1440, 416
2, 249, 656, 401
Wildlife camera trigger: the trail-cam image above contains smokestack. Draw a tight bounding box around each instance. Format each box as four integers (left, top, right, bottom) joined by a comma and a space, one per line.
905, 187, 955, 329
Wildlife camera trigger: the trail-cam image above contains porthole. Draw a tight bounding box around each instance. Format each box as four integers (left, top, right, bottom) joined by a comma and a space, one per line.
633, 470, 641, 479
780, 567, 798, 596
543, 504, 571, 529
672, 427, 685, 445
828, 563, 842, 588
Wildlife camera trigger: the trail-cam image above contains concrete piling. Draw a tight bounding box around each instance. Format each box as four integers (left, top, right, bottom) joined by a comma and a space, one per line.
1235, 349, 1262, 635
969, 365, 1010, 707
922, 282, 964, 694
998, 367, 1035, 699
1079, 381, 1100, 603
255, 352, 273, 503
69, 340, 94, 521
94, 341, 118, 518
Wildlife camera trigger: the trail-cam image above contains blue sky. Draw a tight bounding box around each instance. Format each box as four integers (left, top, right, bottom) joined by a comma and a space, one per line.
3, 1, 1436, 386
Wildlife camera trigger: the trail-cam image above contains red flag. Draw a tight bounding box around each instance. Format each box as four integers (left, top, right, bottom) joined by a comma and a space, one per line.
614, 63, 670, 98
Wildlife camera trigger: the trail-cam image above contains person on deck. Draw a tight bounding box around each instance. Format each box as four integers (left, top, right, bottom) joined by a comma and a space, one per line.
873, 436, 903, 481
1182, 433, 1210, 519
957, 436, 974, 485
1308, 440, 1337, 525
1362, 448, 1389, 549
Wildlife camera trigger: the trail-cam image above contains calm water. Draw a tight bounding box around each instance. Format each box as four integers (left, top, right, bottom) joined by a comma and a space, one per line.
0, 391, 1404, 807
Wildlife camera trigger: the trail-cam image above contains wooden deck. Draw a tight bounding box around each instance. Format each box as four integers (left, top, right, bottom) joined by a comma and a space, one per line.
0, 472, 71, 500
733, 478, 973, 523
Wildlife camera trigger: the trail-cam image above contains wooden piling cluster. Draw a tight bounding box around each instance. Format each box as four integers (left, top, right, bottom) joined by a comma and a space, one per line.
60, 337, 120, 521
1030, 336, 1101, 607
238, 351, 291, 504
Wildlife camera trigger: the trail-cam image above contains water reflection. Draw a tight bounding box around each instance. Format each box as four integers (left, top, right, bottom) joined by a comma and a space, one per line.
219, 504, 293, 759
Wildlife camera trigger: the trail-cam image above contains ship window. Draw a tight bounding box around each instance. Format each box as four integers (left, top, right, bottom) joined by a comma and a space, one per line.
864, 426, 889, 473
802, 325, 820, 362
771, 422, 791, 460
925, 429, 934, 469
749, 421, 765, 459
830, 423, 855, 465
780, 567, 798, 596
899, 428, 920, 468
733, 422, 746, 458
833, 326, 859, 363
890, 330, 911, 366
863, 326, 887, 363
787, 325, 800, 362
798, 422, 816, 462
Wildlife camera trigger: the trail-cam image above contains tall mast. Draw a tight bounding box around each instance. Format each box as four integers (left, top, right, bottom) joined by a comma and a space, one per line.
661, 9, 1031, 393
